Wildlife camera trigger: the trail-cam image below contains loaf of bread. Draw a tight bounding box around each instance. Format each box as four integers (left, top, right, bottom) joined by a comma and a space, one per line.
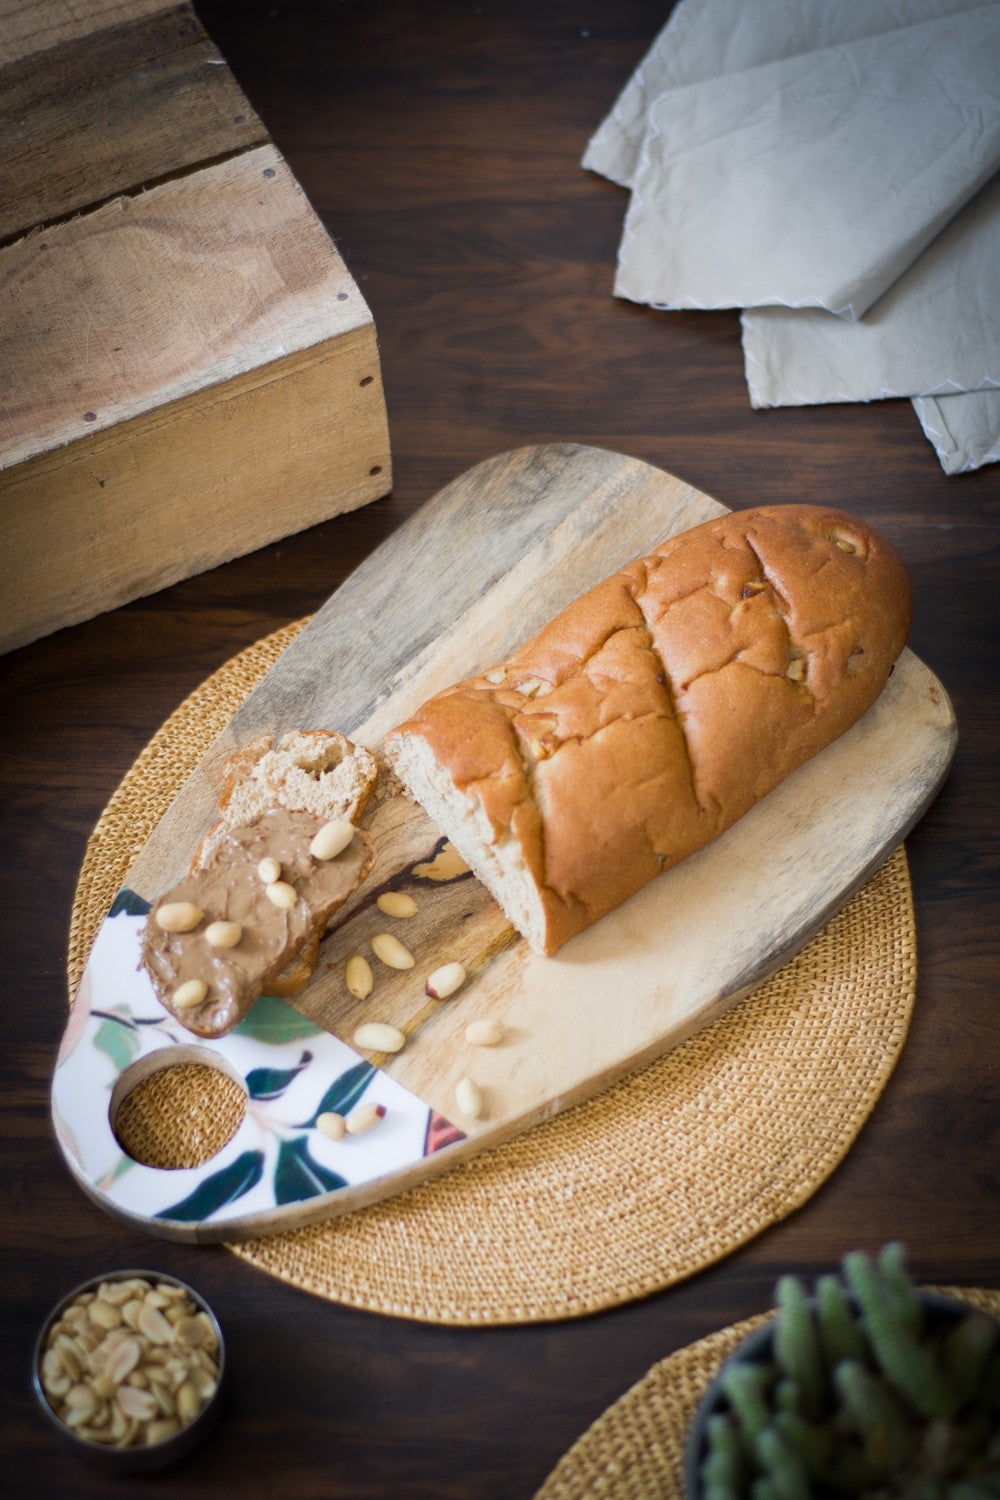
141, 729, 379, 1037
385, 504, 912, 955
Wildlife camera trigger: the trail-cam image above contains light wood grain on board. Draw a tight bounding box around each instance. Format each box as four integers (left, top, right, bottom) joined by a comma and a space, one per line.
106, 446, 956, 1236
0, 2, 264, 243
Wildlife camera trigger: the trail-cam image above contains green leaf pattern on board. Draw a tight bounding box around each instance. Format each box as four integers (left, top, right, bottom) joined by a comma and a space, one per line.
156, 1149, 265, 1222
274, 1136, 348, 1204
88, 898, 424, 1223
246, 1050, 313, 1101
298, 1060, 376, 1127
109, 888, 151, 919
232, 993, 324, 1044
93, 1015, 140, 1075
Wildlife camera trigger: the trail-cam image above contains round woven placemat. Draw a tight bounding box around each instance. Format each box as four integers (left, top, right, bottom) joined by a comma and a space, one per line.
533, 1287, 1000, 1499
69, 623, 918, 1326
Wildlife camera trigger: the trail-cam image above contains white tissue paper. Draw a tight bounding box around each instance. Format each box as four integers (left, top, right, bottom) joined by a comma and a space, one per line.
614, 10, 1000, 319
913, 390, 1000, 473
583, 0, 992, 189
742, 174, 1000, 406
584, 0, 1000, 472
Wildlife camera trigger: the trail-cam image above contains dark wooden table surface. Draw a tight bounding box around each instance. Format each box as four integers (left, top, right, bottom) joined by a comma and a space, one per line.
3, 2, 998, 1494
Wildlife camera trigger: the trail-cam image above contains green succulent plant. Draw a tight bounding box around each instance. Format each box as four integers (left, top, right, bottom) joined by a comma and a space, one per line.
696, 1244, 1000, 1499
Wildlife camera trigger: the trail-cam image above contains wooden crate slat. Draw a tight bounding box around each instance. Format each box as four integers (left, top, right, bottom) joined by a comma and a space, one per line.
1, 146, 375, 468
0, 3, 266, 242
0, 0, 175, 63
0, 0, 392, 653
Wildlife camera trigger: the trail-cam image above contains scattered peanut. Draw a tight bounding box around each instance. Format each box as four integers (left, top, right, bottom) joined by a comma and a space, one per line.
345, 954, 374, 1000
455, 1076, 484, 1120
484, 666, 506, 684
376, 891, 418, 918
465, 1017, 505, 1047
425, 962, 467, 1000
172, 978, 208, 1011
786, 657, 807, 683
137, 1303, 173, 1346
309, 819, 354, 861
147, 1417, 181, 1445
154, 902, 203, 934
517, 677, 544, 698
38, 1277, 221, 1451
175, 1380, 202, 1425
204, 920, 242, 949
834, 536, 857, 553
257, 856, 282, 884
117, 1384, 158, 1422
353, 1021, 406, 1054
371, 932, 415, 970
345, 1101, 386, 1135
88, 1299, 122, 1332
316, 1111, 346, 1140
265, 880, 298, 910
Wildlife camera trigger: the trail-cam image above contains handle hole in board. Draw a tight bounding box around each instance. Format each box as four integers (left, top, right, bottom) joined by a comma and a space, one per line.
111, 1048, 247, 1170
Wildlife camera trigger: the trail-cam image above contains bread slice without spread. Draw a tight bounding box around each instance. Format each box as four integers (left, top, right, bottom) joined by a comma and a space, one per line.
384, 504, 912, 955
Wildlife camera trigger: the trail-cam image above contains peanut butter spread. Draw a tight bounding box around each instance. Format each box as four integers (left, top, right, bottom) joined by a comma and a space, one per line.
141, 808, 375, 1038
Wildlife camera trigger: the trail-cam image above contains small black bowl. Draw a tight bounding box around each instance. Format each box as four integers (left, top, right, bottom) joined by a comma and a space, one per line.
32, 1269, 228, 1472
684, 1290, 990, 1498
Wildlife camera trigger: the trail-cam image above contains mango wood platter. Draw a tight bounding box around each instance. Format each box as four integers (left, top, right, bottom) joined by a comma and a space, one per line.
52, 444, 957, 1242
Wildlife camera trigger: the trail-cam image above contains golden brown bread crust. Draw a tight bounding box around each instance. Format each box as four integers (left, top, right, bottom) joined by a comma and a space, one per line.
385, 504, 912, 953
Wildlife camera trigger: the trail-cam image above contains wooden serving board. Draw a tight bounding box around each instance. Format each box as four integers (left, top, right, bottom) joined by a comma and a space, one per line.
52, 445, 957, 1242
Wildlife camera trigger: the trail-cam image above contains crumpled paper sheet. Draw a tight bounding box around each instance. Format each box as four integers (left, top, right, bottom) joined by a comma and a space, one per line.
584, 0, 1000, 472
742, 173, 1000, 405
612, 8, 1000, 319
913, 389, 1000, 472
583, 0, 991, 189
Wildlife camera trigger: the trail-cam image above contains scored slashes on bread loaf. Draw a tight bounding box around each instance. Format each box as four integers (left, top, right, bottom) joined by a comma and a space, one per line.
141, 731, 378, 1037
385, 504, 912, 956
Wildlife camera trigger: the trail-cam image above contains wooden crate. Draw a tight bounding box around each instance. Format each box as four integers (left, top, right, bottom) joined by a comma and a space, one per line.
0, 0, 392, 654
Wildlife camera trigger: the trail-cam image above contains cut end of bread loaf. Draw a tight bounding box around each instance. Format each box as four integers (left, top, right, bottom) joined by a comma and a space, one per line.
387, 730, 551, 953
196, 730, 378, 872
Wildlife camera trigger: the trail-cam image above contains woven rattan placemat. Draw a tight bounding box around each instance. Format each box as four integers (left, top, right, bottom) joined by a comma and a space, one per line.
534, 1288, 1000, 1499
68, 623, 917, 1325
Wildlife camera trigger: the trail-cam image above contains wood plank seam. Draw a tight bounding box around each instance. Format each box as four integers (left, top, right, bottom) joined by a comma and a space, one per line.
0, 142, 272, 253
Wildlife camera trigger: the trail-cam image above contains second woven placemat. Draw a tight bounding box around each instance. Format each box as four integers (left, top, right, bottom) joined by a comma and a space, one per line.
533, 1288, 1000, 1499
69, 624, 917, 1325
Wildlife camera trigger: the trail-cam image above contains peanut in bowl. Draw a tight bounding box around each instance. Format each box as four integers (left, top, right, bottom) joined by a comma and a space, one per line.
32, 1269, 228, 1471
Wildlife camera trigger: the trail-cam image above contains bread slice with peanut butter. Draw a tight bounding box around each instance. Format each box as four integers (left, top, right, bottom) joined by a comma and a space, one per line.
193, 729, 378, 870
141, 730, 379, 1038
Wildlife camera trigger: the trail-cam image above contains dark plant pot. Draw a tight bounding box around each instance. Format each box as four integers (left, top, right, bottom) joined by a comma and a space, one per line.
684, 1290, 992, 1498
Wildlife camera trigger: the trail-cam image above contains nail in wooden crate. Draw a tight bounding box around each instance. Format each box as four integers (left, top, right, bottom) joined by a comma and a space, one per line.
0, 0, 392, 655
